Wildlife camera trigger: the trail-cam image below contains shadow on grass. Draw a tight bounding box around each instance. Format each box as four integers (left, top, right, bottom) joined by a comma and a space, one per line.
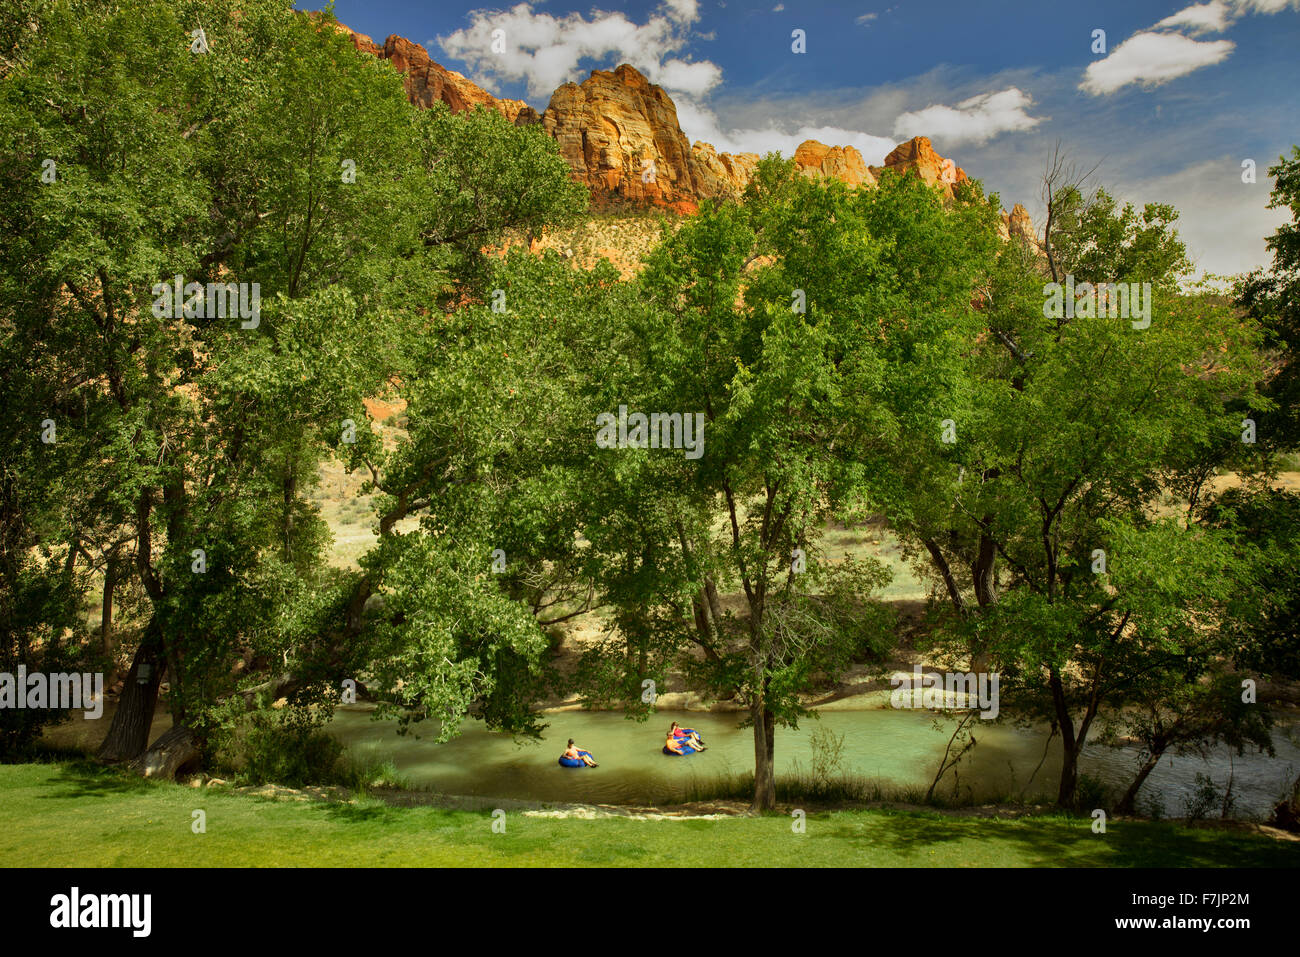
819, 808, 1300, 867
313, 799, 586, 861
314, 798, 408, 826
36, 762, 157, 800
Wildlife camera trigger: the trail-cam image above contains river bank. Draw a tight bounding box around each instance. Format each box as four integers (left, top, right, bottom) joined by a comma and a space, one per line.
40, 691, 1300, 819
2, 762, 1295, 867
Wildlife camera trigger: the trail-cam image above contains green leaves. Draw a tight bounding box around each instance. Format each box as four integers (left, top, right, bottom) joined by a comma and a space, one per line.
1046, 187, 1192, 288
417, 102, 588, 287
364, 534, 551, 740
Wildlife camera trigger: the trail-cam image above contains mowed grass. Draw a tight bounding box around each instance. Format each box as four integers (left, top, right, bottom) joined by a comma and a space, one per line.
1, 764, 1296, 868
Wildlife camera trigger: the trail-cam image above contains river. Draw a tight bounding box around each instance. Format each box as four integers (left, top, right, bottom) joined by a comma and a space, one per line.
328, 704, 1300, 817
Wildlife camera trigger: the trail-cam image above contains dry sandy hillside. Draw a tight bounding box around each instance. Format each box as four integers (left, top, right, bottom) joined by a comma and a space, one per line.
496, 211, 679, 279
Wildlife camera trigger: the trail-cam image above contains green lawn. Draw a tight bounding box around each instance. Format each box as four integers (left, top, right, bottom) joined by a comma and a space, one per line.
1, 763, 1295, 867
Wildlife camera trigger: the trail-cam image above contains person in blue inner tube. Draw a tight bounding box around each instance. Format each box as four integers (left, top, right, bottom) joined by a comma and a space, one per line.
663, 729, 693, 755
669, 721, 707, 751
664, 722, 708, 755
559, 738, 598, 767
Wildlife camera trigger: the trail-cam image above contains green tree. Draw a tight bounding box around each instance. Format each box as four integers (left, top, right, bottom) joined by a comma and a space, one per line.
0, 0, 428, 767
889, 167, 1268, 808
415, 102, 588, 288
565, 159, 1005, 809
338, 249, 612, 740
1238, 146, 1300, 454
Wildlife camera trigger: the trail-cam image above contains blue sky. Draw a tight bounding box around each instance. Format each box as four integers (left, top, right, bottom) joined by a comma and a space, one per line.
305, 0, 1300, 275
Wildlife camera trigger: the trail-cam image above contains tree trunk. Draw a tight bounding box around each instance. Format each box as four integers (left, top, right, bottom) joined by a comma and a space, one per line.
1117, 752, 1162, 815
96, 631, 166, 762
1058, 746, 1080, 809
703, 578, 724, 628
765, 707, 775, 776
973, 525, 998, 609
132, 724, 199, 779
970, 525, 998, 672
922, 537, 968, 616
282, 465, 297, 563
1048, 668, 1080, 809
100, 554, 117, 684
688, 588, 724, 664
751, 701, 776, 811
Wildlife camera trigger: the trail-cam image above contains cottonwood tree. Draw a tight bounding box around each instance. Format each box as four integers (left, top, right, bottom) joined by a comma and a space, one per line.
415, 102, 589, 289
0, 0, 431, 768
566, 159, 1008, 809
324, 245, 623, 740
884, 161, 1270, 807
1238, 147, 1300, 454
1104, 667, 1272, 814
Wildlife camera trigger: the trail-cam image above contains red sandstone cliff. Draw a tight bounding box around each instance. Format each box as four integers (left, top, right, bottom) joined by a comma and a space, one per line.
341, 25, 538, 125
335, 23, 1034, 239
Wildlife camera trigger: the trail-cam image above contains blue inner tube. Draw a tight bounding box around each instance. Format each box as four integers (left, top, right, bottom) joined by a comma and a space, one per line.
558, 750, 592, 768
663, 743, 696, 756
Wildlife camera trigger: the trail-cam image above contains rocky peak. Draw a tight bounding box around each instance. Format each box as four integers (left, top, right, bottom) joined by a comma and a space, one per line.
691, 142, 760, 200
793, 141, 875, 188
877, 135, 969, 199
539, 65, 888, 207
541, 64, 702, 210
1001, 203, 1035, 244
336, 27, 1031, 231
340, 25, 538, 125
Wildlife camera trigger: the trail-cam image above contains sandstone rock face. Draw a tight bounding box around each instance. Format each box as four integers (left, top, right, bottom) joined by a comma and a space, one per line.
691, 142, 759, 200
542, 64, 701, 208
793, 140, 875, 188
538, 66, 881, 207
341, 26, 538, 125
1002, 202, 1035, 244
881, 136, 968, 199
335, 25, 1037, 232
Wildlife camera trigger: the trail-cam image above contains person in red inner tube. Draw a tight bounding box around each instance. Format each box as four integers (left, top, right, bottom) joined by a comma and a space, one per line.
669, 721, 707, 751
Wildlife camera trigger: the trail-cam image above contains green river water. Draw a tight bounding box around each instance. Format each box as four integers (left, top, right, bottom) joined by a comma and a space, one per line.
327, 704, 1300, 816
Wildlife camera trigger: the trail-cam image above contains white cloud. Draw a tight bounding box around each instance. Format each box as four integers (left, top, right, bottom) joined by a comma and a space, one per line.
1081, 0, 1298, 95
1081, 31, 1234, 95
434, 0, 922, 165
653, 59, 723, 97
1118, 156, 1289, 276
662, 0, 699, 22
1231, 0, 1300, 13
675, 99, 898, 163
893, 87, 1044, 145
438, 1, 719, 99
1154, 1, 1232, 34
855, 13, 878, 26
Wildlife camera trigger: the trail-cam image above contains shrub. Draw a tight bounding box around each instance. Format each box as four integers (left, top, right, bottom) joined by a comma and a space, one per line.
1075, 773, 1113, 814
237, 707, 342, 787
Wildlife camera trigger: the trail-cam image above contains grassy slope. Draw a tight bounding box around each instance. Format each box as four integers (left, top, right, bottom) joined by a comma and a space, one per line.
2, 764, 1295, 868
